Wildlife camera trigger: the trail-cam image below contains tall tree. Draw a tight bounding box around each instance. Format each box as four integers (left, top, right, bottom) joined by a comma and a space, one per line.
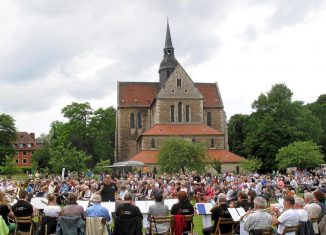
49, 145, 90, 174
0, 113, 17, 164
276, 141, 324, 170
243, 84, 322, 170
157, 137, 206, 174
88, 107, 116, 165
228, 114, 249, 156
307, 94, 326, 157
61, 102, 93, 153
31, 134, 51, 171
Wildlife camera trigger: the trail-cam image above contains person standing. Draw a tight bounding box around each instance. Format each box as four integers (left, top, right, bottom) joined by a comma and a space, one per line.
97, 176, 118, 202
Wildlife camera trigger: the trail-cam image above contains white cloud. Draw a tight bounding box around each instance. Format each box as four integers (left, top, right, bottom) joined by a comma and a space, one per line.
0, 0, 325, 134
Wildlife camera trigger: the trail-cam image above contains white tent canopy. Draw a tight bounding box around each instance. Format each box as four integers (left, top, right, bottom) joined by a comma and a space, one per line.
108, 160, 145, 168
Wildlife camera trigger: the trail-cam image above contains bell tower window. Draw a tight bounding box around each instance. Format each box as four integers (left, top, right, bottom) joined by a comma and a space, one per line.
178, 102, 183, 122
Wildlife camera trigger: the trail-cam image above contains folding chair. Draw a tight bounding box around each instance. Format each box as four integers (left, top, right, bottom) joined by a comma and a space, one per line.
183, 215, 194, 235
281, 225, 300, 235
14, 216, 34, 235
249, 227, 273, 235
213, 217, 234, 235
149, 215, 173, 235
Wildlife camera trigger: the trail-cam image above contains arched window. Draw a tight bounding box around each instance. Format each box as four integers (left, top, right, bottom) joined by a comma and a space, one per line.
178, 102, 182, 122
167, 70, 170, 77
151, 138, 155, 149
137, 113, 142, 128
207, 112, 212, 126
130, 113, 135, 128
185, 105, 190, 122
210, 138, 215, 148
170, 105, 175, 122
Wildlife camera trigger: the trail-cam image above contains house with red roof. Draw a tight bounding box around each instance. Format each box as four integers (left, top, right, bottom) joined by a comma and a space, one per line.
13, 132, 39, 167
115, 23, 243, 172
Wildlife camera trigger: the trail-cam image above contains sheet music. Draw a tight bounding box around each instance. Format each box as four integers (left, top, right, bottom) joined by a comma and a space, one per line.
77, 200, 89, 211
31, 197, 48, 209
236, 207, 246, 218
164, 199, 178, 210
195, 203, 213, 215
102, 202, 116, 213
228, 208, 241, 222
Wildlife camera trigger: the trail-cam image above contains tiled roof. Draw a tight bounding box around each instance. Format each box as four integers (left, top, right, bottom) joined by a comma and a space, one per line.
128, 149, 244, 164
195, 83, 223, 107
118, 82, 160, 107
207, 149, 244, 163
118, 82, 222, 108
14, 132, 39, 150
141, 124, 222, 136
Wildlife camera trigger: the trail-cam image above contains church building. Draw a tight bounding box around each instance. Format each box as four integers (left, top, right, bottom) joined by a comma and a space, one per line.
115, 23, 243, 172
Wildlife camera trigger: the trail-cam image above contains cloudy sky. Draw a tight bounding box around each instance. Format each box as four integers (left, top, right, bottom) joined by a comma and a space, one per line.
1, 0, 325, 136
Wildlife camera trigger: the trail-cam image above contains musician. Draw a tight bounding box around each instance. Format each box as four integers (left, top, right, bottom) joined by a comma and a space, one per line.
202, 193, 232, 235
12, 189, 34, 232
96, 175, 118, 202
243, 196, 272, 232
271, 195, 300, 235
0, 190, 15, 232
86, 195, 111, 222
236, 191, 253, 211
171, 191, 194, 233
294, 197, 308, 222
147, 193, 169, 234
62, 193, 85, 220
43, 193, 63, 218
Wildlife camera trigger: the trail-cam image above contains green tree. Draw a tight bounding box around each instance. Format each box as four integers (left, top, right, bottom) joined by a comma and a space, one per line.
307, 94, 326, 157
0, 113, 17, 164
31, 134, 51, 171
88, 107, 116, 166
93, 159, 112, 174
0, 156, 21, 175
211, 159, 222, 174
61, 102, 93, 153
276, 141, 324, 170
49, 145, 90, 174
240, 157, 262, 172
228, 114, 249, 156
157, 137, 206, 174
243, 84, 322, 170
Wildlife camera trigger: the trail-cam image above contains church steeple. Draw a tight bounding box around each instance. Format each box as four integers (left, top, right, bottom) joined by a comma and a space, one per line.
159, 21, 178, 88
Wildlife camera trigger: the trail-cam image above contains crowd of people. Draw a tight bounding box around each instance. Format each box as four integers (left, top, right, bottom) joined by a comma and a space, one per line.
0, 167, 325, 234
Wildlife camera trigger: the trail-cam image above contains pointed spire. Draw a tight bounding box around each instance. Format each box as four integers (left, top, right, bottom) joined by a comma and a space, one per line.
165, 19, 173, 49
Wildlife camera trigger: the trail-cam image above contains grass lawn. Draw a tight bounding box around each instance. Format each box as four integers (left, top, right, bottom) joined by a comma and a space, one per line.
193, 214, 204, 234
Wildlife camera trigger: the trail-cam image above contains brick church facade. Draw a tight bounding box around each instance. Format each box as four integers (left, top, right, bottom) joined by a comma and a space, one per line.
115, 23, 243, 170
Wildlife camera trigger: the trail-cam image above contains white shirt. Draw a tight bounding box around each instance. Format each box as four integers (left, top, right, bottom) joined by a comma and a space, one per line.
296, 208, 308, 222
43, 205, 62, 217
277, 209, 300, 235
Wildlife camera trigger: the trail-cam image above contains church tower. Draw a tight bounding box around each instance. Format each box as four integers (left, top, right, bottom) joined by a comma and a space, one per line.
159, 21, 178, 88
